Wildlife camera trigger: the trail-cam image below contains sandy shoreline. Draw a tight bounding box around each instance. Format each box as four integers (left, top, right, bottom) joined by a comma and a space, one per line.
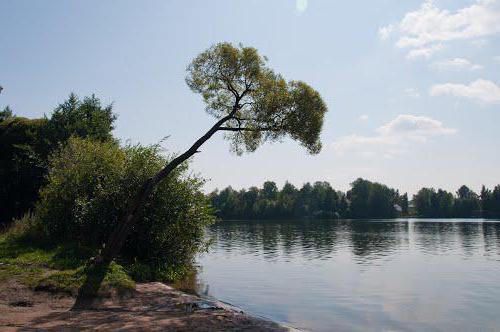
0, 280, 297, 331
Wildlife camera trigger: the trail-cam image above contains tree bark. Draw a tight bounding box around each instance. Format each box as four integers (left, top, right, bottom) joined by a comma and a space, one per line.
73, 108, 238, 308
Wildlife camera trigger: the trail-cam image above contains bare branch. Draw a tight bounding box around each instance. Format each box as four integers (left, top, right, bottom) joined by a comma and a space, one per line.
239, 101, 254, 108
218, 126, 279, 132
240, 82, 253, 100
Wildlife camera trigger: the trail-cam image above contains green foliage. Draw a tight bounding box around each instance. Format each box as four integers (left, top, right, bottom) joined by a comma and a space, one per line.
36, 262, 135, 296
0, 264, 44, 288
347, 179, 400, 219
454, 185, 480, 217
411, 185, 500, 218
212, 179, 500, 220
0, 117, 48, 222
45, 93, 116, 147
480, 185, 500, 218
36, 137, 214, 275
36, 137, 125, 240
413, 188, 455, 218
476, 185, 500, 218
126, 261, 195, 283
0, 216, 92, 272
398, 193, 409, 216
262, 181, 278, 200
210, 180, 351, 220
209, 179, 411, 220
186, 42, 327, 154
0, 94, 117, 224
0, 105, 13, 121
0, 225, 134, 295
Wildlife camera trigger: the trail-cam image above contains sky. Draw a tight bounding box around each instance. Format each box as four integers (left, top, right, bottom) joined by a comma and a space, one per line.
1, 0, 499, 195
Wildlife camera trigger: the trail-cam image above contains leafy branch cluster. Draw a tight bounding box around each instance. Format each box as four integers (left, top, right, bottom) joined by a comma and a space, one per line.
186, 43, 327, 154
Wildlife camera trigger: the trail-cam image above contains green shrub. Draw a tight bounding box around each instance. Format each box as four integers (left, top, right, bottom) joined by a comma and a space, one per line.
0, 226, 134, 295
0, 117, 47, 223
36, 262, 135, 296
36, 137, 214, 279
0, 94, 117, 224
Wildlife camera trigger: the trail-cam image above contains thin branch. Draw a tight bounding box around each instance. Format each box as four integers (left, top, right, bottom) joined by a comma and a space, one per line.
225, 82, 239, 99
218, 126, 279, 132
218, 127, 254, 131
234, 117, 242, 128
240, 82, 253, 100
239, 101, 254, 108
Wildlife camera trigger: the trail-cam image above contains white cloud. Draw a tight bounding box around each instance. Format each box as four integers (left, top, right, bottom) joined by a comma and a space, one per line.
471, 39, 488, 48
333, 134, 401, 158
333, 114, 456, 157
376, 114, 457, 138
358, 114, 369, 121
406, 44, 444, 60
430, 79, 500, 104
380, 0, 500, 59
378, 24, 394, 40
494, 55, 500, 62
405, 88, 421, 98
430, 58, 483, 71
296, 0, 308, 13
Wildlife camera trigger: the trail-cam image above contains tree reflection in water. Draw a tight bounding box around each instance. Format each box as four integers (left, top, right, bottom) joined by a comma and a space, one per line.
204, 219, 500, 263
195, 219, 500, 332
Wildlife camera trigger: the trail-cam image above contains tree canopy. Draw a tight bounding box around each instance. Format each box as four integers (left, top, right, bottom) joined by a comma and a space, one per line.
210, 180, 500, 220
186, 42, 327, 154
0, 43, 329, 301
0, 105, 13, 121
46, 93, 116, 146
0, 94, 117, 223
36, 137, 213, 278
209, 178, 405, 220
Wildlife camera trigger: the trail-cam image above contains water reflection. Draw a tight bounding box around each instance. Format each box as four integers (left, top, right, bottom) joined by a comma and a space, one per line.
206, 219, 500, 264
198, 219, 500, 331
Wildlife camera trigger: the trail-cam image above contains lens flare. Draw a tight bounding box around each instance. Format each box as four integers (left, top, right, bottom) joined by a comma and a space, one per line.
296, 0, 308, 13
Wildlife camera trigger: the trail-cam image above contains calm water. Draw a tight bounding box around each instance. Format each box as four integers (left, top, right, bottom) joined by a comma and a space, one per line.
196, 219, 500, 332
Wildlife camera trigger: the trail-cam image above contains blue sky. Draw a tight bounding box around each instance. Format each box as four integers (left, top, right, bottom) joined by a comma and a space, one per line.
1, 0, 499, 195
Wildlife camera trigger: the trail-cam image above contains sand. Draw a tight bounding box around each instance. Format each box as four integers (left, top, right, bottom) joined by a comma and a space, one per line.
0, 281, 295, 331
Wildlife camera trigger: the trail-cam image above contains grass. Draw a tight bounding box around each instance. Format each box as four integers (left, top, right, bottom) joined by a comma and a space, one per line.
35, 262, 135, 296
0, 264, 44, 287
0, 223, 135, 296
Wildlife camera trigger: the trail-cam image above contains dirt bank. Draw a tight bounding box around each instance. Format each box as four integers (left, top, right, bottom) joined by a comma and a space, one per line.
0, 281, 294, 331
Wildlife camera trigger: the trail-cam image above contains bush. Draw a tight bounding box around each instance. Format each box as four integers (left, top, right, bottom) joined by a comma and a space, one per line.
0, 117, 47, 222
0, 94, 117, 224
35, 262, 135, 296
0, 222, 135, 296
36, 137, 214, 279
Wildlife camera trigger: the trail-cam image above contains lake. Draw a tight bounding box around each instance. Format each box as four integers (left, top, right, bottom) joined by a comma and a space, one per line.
196, 219, 500, 331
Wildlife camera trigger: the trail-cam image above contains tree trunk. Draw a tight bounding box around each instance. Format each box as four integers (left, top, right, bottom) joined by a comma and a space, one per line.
73, 109, 238, 308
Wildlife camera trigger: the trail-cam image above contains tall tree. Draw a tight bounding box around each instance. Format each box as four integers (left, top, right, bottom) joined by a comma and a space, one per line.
45, 93, 116, 147
0, 105, 13, 121
399, 193, 409, 216
457, 185, 472, 199
262, 181, 278, 200
413, 187, 455, 218
491, 185, 500, 218
278, 182, 298, 218
0, 94, 117, 223
0, 117, 47, 221
454, 185, 480, 217
413, 188, 434, 217
347, 178, 371, 219
76, 42, 328, 302
481, 185, 493, 217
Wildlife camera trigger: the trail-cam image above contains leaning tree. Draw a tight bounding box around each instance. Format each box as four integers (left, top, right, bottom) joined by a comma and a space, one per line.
75, 42, 328, 303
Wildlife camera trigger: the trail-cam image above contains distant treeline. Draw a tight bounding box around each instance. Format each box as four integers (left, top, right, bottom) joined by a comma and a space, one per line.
208, 179, 500, 220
